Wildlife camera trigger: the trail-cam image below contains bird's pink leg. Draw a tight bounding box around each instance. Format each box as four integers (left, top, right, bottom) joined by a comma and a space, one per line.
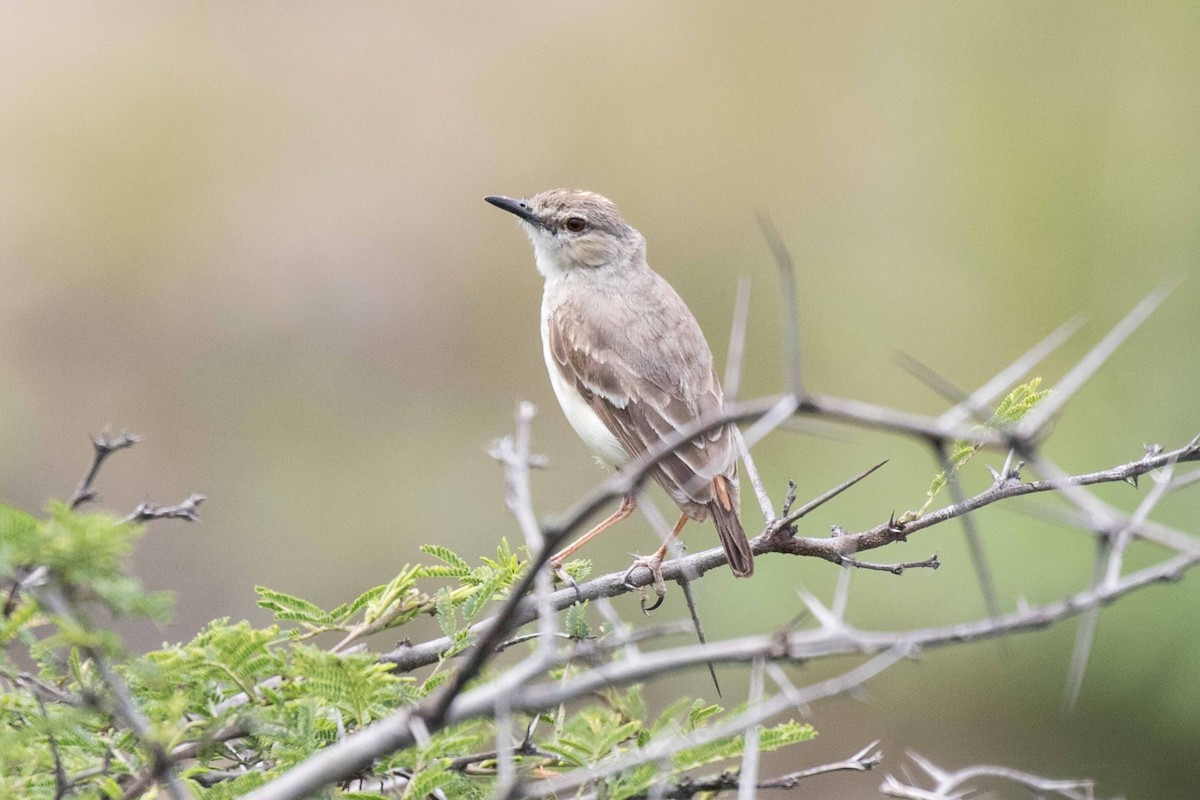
548, 494, 638, 581
623, 512, 690, 612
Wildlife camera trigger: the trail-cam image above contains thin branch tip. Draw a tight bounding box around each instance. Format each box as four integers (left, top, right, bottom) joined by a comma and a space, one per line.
754, 212, 804, 399
69, 428, 143, 510
1020, 282, 1180, 438
126, 494, 206, 525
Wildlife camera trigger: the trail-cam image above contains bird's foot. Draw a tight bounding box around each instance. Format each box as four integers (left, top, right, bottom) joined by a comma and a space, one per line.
548, 558, 583, 604
622, 553, 668, 614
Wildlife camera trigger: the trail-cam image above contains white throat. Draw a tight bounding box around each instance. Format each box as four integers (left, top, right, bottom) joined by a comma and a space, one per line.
535, 248, 566, 281
523, 225, 569, 281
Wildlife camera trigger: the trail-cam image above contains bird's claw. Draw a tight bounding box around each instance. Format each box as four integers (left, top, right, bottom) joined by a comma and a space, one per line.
622, 554, 668, 614
640, 589, 666, 614
549, 560, 583, 604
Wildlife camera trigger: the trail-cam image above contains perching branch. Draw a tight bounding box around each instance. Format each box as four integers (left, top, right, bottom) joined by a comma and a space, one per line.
380, 434, 1198, 673
217, 261, 1192, 800
8, 209, 1190, 800
240, 540, 1195, 800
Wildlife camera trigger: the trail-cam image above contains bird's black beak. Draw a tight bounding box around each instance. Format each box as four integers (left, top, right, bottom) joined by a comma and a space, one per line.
485, 195, 543, 227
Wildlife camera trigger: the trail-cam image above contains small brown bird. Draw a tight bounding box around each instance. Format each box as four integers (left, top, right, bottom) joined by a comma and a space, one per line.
486, 190, 754, 585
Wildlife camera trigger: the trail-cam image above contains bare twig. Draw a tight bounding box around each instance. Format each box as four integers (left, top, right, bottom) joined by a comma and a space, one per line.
776, 438, 1199, 565
799, 393, 1007, 446
838, 554, 939, 574
621, 740, 882, 798
636, 495, 721, 691
492, 695, 515, 797
11, 670, 82, 708
741, 394, 799, 451
937, 315, 1085, 431
894, 351, 975, 412
756, 214, 804, 400
69, 430, 141, 509
1065, 455, 1178, 708
723, 274, 753, 403
1019, 279, 1180, 439
767, 459, 889, 537
503, 550, 1196, 715
832, 561, 853, 620
1103, 460, 1177, 589
736, 657, 765, 800
4, 565, 49, 618
760, 740, 882, 787
1064, 537, 1107, 711
491, 402, 556, 657
1007, 496, 1200, 559
125, 494, 206, 524
679, 576, 721, 696
170, 721, 251, 761
1169, 463, 1200, 492
734, 427, 776, 524
882, 752, 1098, 800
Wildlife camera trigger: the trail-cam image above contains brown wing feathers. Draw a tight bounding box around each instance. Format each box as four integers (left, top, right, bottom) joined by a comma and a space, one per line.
548, 298, 754, 577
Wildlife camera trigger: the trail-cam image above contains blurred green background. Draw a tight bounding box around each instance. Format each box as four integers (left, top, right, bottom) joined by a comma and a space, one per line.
2, 3, 1198, 796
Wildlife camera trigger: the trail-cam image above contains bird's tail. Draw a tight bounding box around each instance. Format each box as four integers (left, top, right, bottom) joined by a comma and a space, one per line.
710, 476, 754, 578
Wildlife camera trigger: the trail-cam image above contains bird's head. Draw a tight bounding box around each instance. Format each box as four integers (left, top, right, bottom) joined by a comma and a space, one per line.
486, 189, 646, 280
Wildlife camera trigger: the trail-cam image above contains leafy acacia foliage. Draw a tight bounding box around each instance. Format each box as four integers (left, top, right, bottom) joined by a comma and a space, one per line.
0, 501, 814, 798
910, 379, 1050, 520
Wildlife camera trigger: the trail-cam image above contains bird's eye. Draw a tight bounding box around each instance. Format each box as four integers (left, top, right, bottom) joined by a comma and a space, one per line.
564, 217, 587, 233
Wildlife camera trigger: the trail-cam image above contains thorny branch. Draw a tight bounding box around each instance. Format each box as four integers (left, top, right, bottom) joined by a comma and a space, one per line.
68, 429, 141, 509
380, 434, 1198, 672
8, 200, 1186, 800
512, 649, 913, 800
882, 752, 1100, 800
233, 277, 1193, 798
623, 741, 882, 799
49, 245, 1180, 800
756, 214, 804, 399
126, 493, 206, 524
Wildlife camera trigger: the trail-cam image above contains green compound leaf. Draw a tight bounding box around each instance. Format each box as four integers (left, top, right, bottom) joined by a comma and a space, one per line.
420, 544, 472, 575
911, 379, 1051, 519
256, 586, 334, 626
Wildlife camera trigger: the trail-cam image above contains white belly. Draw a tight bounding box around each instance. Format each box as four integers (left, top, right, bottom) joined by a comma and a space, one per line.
541, 298, 630, 467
